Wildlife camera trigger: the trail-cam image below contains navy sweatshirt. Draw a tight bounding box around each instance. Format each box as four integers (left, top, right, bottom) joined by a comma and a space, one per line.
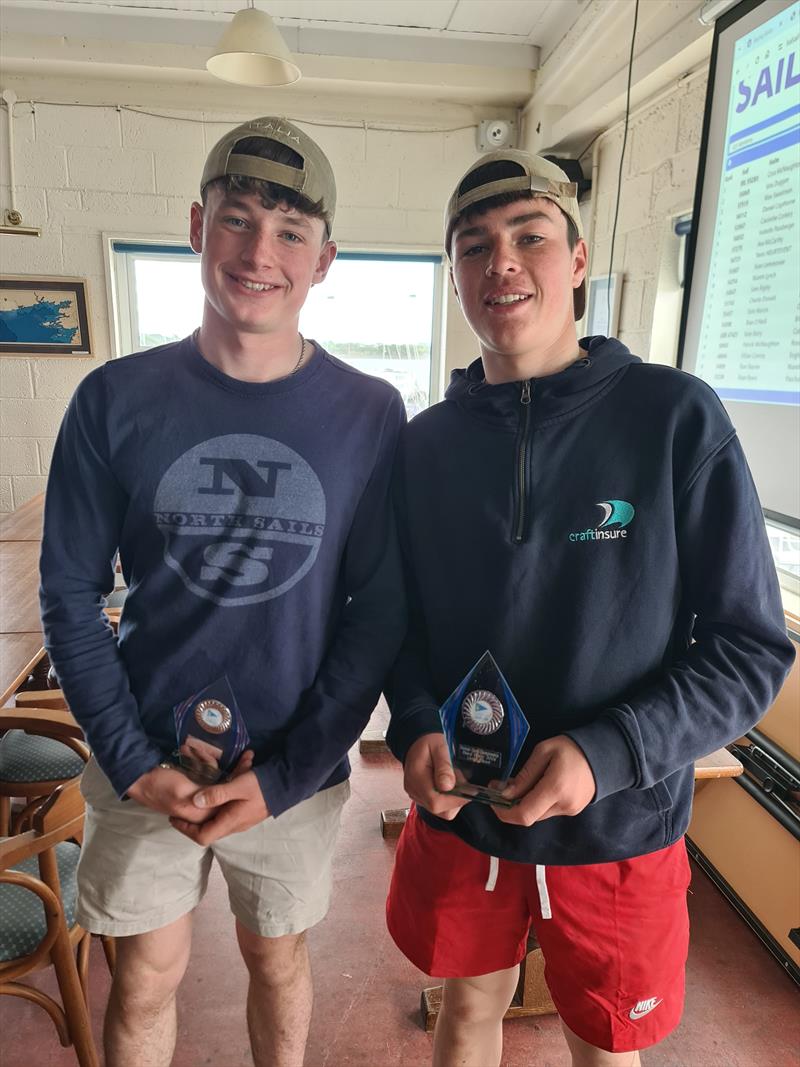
386, 336, 794, 865
40, 337, 406, 816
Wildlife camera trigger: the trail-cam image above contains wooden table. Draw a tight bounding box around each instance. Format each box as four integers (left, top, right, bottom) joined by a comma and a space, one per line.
0, 492, 44, 541
0, 493, 123, 702
0, 541, 43, 634
1, 495, 45, 706
0, 635, 44, 706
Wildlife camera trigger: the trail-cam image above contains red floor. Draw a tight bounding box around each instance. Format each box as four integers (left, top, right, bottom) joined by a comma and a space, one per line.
2, 716, 799, 1067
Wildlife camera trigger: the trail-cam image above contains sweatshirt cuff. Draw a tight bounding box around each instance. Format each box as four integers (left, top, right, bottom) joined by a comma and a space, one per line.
254, 756, 295, 819
564, 712, 638, 803
385, 706, 442, 764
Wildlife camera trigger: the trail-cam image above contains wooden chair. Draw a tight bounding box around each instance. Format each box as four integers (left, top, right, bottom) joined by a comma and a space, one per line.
0, 778, 100, 1067
0, 697, 88, 836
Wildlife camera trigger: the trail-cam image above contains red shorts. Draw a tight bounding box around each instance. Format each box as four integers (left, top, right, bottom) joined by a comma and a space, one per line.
386, 807, 691, 1054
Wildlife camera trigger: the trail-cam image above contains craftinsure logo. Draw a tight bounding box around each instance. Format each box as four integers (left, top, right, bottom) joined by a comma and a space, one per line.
568, 499, 635, 543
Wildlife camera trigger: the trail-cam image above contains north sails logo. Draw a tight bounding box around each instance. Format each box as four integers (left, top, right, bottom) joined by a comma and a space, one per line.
629, 996, 662, 1020
568, 499, 635, 543
154, 434, 326, 606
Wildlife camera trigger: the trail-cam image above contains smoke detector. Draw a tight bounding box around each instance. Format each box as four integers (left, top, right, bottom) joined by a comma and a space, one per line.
477, 119, 517, 152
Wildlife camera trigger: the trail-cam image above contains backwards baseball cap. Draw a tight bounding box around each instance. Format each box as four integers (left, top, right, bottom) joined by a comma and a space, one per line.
201, 116, 337, 235
444, 150, 586, 320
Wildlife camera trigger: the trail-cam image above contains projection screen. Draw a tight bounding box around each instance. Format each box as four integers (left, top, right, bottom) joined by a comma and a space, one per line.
679, 0, 800, 527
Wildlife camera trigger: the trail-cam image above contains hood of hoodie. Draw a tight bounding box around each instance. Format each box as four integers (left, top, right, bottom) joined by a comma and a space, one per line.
445, 335, 640, 429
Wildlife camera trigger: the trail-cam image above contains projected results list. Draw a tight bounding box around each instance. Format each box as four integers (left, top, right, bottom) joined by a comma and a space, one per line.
700, 162, 799, 401
695, 3, 800, 405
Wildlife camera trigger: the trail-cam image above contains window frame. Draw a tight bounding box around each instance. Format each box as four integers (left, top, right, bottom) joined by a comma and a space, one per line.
104, 234, 448, 404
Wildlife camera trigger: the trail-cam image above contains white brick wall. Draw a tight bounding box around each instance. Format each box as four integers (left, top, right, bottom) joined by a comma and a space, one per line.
0, 360, 34, 399
0, 398, 69, 439
589, 70, 708, 360
0, 90, 486, 510
0, 477, 14, 512
0, 437, 39, 476
0, 70, 709, 510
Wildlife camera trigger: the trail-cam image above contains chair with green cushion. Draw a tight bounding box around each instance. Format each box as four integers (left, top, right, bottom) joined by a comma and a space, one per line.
0, 779, 100, 1067
0, 719, 88, 836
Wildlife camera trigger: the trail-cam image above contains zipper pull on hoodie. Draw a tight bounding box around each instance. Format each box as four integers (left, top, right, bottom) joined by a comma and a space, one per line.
515, 380, 533, 543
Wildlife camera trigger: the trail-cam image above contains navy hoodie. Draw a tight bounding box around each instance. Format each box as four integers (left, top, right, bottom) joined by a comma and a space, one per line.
40, 336, 406, 816
386, 337, 794, 865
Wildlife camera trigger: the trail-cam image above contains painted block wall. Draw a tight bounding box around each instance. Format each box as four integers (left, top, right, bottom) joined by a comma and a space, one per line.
0, 91, 487, 510
0, 69, 709, 511
588, 69, 709, 360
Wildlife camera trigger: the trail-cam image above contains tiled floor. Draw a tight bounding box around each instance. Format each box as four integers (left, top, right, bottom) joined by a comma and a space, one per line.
2, 721, 799, 1067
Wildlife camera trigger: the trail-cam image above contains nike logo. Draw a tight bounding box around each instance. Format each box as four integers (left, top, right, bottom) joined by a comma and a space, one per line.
629, 997, 662, 1020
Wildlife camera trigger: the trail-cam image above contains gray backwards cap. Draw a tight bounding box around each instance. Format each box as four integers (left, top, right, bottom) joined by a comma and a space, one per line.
445, 150, 585, 320
201, 116, 336, 235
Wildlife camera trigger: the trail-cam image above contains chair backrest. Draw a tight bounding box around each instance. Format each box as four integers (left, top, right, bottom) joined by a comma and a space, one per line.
0, 779, 84, 872
0, 705, 84, 742
0, 706, 88, 766
0, 779, 99, 1067
15, 690, 70, 710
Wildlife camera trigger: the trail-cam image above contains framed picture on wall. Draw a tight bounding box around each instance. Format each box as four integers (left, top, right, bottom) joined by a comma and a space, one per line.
585, 272, 622, 337
0, 275, 93, 356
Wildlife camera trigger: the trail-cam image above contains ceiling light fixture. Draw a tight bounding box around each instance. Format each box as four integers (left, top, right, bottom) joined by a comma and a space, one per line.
207, 1, 300, 87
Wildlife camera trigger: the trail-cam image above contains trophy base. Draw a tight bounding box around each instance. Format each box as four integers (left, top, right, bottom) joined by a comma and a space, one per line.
439, 785, 517, 808
177, 759, 223, 785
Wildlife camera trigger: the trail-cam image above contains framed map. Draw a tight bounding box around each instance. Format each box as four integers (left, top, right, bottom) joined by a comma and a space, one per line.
0, 276, 92, 356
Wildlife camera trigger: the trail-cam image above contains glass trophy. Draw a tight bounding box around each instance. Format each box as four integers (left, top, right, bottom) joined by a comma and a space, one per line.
173, 676, 250, 785
438, 651, 530, 807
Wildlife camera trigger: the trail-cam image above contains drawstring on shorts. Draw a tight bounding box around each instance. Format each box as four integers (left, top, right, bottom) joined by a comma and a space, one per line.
485, 855, 499, 892
536, 864, 552, 919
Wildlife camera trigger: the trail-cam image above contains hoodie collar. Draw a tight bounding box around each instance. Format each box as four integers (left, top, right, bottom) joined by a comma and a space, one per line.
444, 336, 640, 428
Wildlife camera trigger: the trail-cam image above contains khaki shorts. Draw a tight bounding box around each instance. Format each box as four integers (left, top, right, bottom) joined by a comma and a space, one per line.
77, 757, 349, 938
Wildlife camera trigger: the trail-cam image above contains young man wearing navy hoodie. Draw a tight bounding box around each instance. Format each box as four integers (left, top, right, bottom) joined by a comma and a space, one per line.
385, 151, 794, 1067
40, 118, 405, 1067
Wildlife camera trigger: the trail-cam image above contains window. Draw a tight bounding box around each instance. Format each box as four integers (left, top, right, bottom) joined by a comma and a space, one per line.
111, 242, 202, 355
765, 515, 800, 610
110, 242, 443, 415
299, 254, 443, 417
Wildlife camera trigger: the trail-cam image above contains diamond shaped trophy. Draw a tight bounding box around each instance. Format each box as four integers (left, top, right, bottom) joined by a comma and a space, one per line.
438, 651, 529, 807
173, 676, 250, 785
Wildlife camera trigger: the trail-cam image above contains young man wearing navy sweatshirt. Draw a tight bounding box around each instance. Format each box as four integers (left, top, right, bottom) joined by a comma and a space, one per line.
385, 151, 794, 1067
40, 117, 405, 1067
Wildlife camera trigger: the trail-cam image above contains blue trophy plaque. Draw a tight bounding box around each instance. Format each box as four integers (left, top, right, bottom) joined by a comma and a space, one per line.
438, 651, 529, 806
173, 676, 250, 784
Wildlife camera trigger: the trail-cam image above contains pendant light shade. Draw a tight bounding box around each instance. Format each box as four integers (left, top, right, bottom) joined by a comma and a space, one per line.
207, 6, 300, 87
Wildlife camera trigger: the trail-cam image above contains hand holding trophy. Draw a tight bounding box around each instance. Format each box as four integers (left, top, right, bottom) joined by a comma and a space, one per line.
172, 676, 250, 785
438, 651, 530, 807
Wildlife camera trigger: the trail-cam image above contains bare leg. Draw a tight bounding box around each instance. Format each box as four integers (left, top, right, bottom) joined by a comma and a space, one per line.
432, 966, 519, 1067
104, 912, 193, 1067
236, 921, 313, 1067
561, 1020, 642, 1067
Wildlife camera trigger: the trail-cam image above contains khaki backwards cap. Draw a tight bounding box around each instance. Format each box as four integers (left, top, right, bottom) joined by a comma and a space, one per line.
444, 150, 586, 320
201, 116, 336, 235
